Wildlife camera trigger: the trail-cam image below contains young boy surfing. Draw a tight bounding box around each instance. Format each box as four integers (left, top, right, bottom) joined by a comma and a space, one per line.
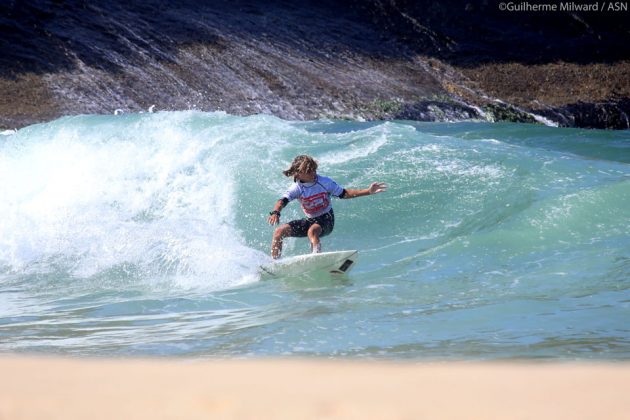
267, 155, 387, 259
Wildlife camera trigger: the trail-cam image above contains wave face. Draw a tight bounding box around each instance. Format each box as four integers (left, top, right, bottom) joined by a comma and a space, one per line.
1, 112, 629, 359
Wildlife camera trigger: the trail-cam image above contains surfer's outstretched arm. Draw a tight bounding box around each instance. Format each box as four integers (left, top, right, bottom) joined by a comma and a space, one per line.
341, 182, 387, 199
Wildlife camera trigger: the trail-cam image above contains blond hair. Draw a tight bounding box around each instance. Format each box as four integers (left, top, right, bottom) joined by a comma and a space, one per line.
282, 155, 318, 177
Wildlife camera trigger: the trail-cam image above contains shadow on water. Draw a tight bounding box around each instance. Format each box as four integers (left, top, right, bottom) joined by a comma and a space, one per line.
0, 0, 401, 78
265, 270, 353, 291
2, 0, 630, 79
354, 0, 630, 66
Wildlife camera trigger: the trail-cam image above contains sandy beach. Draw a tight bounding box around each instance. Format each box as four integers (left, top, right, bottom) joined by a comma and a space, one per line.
1, 356, 628, 419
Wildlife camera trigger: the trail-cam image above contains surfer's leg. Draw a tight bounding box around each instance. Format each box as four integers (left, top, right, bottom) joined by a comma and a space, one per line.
308, 224, 322, 254
271, 224, 293, 259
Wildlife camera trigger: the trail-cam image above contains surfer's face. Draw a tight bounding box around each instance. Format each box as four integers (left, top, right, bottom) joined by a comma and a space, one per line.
296, 170, 316, 183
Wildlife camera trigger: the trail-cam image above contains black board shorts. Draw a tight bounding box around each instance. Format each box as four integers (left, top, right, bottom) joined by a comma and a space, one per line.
287, 209, 335, 238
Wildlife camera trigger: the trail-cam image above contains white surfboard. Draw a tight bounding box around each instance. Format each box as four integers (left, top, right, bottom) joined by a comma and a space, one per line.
260, 250, 358, 279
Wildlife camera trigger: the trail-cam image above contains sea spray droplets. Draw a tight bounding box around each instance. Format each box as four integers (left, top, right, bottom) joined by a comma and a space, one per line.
0, 112, 266, 290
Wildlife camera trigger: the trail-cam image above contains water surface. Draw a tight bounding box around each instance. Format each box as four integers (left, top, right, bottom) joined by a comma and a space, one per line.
1, 112, 628, 359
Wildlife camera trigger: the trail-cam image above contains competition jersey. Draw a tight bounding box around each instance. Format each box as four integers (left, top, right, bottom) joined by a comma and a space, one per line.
282, 175, 345, 218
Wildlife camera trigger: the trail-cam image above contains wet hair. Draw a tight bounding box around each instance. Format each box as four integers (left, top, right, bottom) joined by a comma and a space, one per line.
282, 155, 318, 178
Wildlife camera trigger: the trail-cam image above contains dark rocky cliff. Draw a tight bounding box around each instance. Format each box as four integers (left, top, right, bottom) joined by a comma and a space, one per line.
1, 0, 629, 129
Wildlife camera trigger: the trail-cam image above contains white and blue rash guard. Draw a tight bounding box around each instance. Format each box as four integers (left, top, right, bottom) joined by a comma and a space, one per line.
282, 175, 346, 218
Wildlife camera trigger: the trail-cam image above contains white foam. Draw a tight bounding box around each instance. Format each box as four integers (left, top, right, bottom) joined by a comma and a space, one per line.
317, 123, 404, 165
0, 112, 271, 291
388, 143, 505, 181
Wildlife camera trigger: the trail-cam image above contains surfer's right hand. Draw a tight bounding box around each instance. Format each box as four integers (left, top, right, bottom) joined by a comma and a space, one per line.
268, 213, 280, 225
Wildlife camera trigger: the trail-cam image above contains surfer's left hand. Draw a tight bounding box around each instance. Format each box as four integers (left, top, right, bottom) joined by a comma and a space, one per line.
268, 213, 280, 225
369, 182, 387, 195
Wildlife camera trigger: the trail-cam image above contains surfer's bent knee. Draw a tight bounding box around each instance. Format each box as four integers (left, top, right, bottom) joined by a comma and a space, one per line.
308, 223, 322, 236
273, 224, 292, 239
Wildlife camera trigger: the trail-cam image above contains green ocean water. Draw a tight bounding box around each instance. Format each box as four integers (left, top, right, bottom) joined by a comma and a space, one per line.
0, 112, 628, 359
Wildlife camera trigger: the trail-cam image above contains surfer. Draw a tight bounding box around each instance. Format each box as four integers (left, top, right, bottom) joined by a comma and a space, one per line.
267, 155, 387, 259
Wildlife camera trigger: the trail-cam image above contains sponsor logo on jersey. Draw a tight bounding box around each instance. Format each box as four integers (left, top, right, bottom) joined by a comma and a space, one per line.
300, 192, 330, 215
